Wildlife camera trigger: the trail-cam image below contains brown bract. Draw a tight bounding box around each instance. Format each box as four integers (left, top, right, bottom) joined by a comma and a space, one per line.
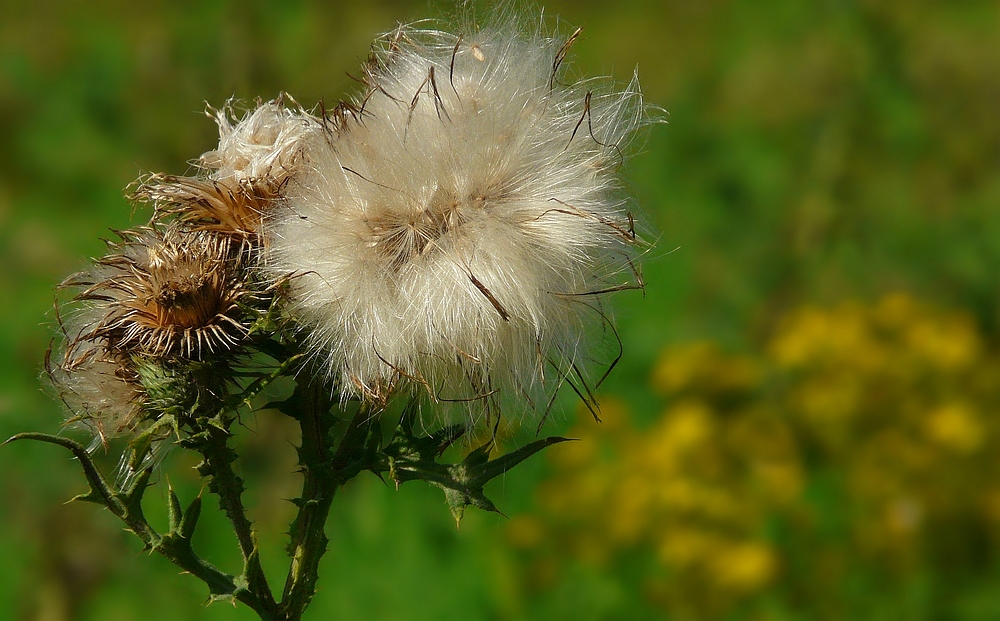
132, 174, 276, 238
63, 226, 254, 361
130, 98, 323, 239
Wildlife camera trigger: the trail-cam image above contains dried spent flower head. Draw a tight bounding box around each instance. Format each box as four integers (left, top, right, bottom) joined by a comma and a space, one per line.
47, 335, 203, 481
63, 225, 255, 360
133, 174, 276, 238
265, 15, 650, 420
199, 98, 320, 189
133, 99, 322, 238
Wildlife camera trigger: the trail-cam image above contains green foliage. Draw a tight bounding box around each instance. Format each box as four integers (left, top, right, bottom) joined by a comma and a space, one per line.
1, 0, 998, 619
383, 404, 571, 525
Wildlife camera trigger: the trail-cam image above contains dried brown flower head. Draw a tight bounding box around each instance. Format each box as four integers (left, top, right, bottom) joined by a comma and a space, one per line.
64, 225, 254, 360
133, 174, 274, 238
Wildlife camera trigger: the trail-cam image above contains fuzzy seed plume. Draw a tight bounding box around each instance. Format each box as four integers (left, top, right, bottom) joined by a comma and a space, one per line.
47, 341, 145, 443
135, 99, 321, 238
200, 98, 319, 190
265, 14, 650, 423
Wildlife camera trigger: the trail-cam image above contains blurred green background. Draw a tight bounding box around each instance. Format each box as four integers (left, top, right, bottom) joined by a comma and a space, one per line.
2, 0, 999, 619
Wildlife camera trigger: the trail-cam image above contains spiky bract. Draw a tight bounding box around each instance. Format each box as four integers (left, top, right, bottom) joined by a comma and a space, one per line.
63, 226, 254, 361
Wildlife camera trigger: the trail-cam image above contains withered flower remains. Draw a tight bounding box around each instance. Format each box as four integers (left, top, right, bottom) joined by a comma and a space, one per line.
47, 344, 145, 442
133, 175, 274, 238
62, 225, 253, 360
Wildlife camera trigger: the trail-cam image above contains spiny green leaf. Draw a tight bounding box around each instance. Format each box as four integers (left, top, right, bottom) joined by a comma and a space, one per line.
126, 415, 177, 471
386, 401, 467, 460
463, 438, 494, 467
440, 485, 503, 528
120, 467, 154, 520
207, 594, 234, 606
68, 491, 109, 506
167, 481, 183, 532
243, 542, 272, 602
225, 353, 304, 413
468, 436, 573, 487
206, 415, 231, 432
180, 493, 203, 540
377, 416, 571, 524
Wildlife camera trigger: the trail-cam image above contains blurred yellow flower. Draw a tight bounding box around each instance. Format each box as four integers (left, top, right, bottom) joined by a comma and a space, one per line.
515, 294, 1000, 618
924, 403, 984, 454
708, 542, 777, 593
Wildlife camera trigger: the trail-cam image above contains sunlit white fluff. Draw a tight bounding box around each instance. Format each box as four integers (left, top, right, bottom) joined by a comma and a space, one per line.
48, 336, 144, 443
266, 16, 649, 424
48, 336, 174, 484
200, 99, 319, 188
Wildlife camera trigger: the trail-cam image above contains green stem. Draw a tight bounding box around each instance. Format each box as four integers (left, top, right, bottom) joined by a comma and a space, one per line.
4, 433, 274, 618
155, 530, 257, 611
196, 423, 278, 616
279, 379, 339, 619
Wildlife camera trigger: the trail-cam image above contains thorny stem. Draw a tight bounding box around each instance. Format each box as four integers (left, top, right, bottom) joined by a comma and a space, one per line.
2, 433, 274, 618
279, 377, 340, 619
158, 539, 248, 606
10, 368, 562, 620
194, 423, 279, 616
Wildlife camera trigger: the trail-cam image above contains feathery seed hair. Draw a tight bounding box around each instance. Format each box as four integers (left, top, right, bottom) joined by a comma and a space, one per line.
134, 99, 322, 238
200, 98, 320, 189
265, 15, 649, 422
47, 342, 145, 443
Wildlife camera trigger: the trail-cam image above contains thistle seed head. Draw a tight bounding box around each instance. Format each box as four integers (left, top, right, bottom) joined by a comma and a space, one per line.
265, 15, 652, 422
63, 225, 255, 361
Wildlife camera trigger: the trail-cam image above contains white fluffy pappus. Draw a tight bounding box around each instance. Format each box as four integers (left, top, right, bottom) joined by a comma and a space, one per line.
47, 335, 145, 443
47, 336, 177, 483
265, 15, 652, 426
200, 98, 319, 189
